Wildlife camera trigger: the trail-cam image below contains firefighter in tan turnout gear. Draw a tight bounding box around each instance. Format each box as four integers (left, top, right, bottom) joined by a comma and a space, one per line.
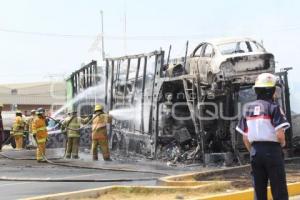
26, 110, 37, 148
61, 110, 88, 159
32, 108, 48, 162
92, 104, 112, 161
12, 110, 26, 150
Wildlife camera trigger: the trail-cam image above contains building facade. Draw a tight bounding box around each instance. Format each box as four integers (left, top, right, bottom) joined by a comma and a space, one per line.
0, 81, 66, 116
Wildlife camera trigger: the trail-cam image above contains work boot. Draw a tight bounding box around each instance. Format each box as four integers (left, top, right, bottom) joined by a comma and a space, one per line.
72, 155, 79, 159
104, 158, 112, 162
93, 155, 98, 161
93, 157, 98, 161
65, 155, 71, 159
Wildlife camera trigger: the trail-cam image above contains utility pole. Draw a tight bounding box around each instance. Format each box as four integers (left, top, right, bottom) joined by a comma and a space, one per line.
100, 10, 105, 61
123, 0, 127, 55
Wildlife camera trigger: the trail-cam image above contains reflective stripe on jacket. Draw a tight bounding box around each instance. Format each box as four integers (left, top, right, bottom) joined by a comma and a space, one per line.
32, 117, 48, 143
92, 113, 112, 132
92, 113, 112, 140
12, 116, 25, 136
62, 116, 88, 138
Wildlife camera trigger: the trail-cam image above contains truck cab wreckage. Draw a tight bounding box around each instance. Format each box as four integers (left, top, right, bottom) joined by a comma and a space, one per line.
68, 37, 293, 165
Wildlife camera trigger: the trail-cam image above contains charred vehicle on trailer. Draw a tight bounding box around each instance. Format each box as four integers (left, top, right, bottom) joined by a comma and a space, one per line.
167, 37, 275, 85
64, 37, 293, 165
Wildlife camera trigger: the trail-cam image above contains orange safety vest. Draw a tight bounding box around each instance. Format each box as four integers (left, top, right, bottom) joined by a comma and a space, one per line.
32, 117, 48, 144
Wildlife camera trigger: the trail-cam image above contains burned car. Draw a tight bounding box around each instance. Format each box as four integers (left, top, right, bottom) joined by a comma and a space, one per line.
167, 37, 275, 85
189, 37, 275, 84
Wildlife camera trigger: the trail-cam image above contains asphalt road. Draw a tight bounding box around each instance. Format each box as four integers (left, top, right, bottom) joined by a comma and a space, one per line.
0, 181, 156, 200
0, 148, 208, 199
0, 158, 157, 200
2, 149, 300, 200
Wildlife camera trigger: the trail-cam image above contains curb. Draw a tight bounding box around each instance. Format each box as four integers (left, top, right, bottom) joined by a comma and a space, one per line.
21, 162, 300, 200
193, 182, 300, 200
22, 181, 300, 200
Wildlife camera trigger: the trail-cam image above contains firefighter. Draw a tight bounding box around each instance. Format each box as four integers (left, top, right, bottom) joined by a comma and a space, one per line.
61, 110, 88, 159
12, 110, 25, 150
32, 108, 48, 162
0, 103, 3, 152
236, 73, 290, 200
26, 110, 37, 148
92, 104, 112, 161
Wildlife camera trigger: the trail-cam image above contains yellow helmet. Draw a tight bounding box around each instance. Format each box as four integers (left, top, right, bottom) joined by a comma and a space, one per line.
94, 104, 103, 112
254, 73, 276, 88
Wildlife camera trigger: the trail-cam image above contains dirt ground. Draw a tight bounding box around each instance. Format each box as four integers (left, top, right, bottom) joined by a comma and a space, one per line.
79, 186, 231, 200
77, 163, 300, 200
82, 192, 214, 200
198, 163, 300, 189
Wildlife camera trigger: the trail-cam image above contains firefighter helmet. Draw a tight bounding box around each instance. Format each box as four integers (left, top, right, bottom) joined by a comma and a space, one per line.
94, 104, 103, 112
36, 107, 45, 115
254, 73, 276, 88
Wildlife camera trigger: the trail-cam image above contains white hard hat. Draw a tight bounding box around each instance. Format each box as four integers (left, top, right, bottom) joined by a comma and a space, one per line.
254, 73, 276, 88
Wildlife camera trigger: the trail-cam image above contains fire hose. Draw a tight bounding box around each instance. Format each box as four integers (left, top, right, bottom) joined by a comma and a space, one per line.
0, 150, 167, 183
0, 149, 168, 184
34, 131, 169, 176
46, 114, 99, 158
47, 113, 99, 132
0, 115, 169, 182
2, 114, 99, 149
2, 134, 13, 146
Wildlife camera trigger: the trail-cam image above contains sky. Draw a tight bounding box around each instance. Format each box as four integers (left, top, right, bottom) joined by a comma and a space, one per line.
0, 0, 300, 111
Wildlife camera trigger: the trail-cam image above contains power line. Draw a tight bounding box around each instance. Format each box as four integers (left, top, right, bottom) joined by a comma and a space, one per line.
1, 25, 300, 40
0, 28, 94, 38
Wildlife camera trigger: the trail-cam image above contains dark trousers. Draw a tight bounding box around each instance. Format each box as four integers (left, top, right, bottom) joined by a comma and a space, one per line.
250, 142, 288, 200
0, 132, 2, 150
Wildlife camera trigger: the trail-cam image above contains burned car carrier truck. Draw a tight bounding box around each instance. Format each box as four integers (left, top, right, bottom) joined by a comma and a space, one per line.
66, 37, 293, 165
